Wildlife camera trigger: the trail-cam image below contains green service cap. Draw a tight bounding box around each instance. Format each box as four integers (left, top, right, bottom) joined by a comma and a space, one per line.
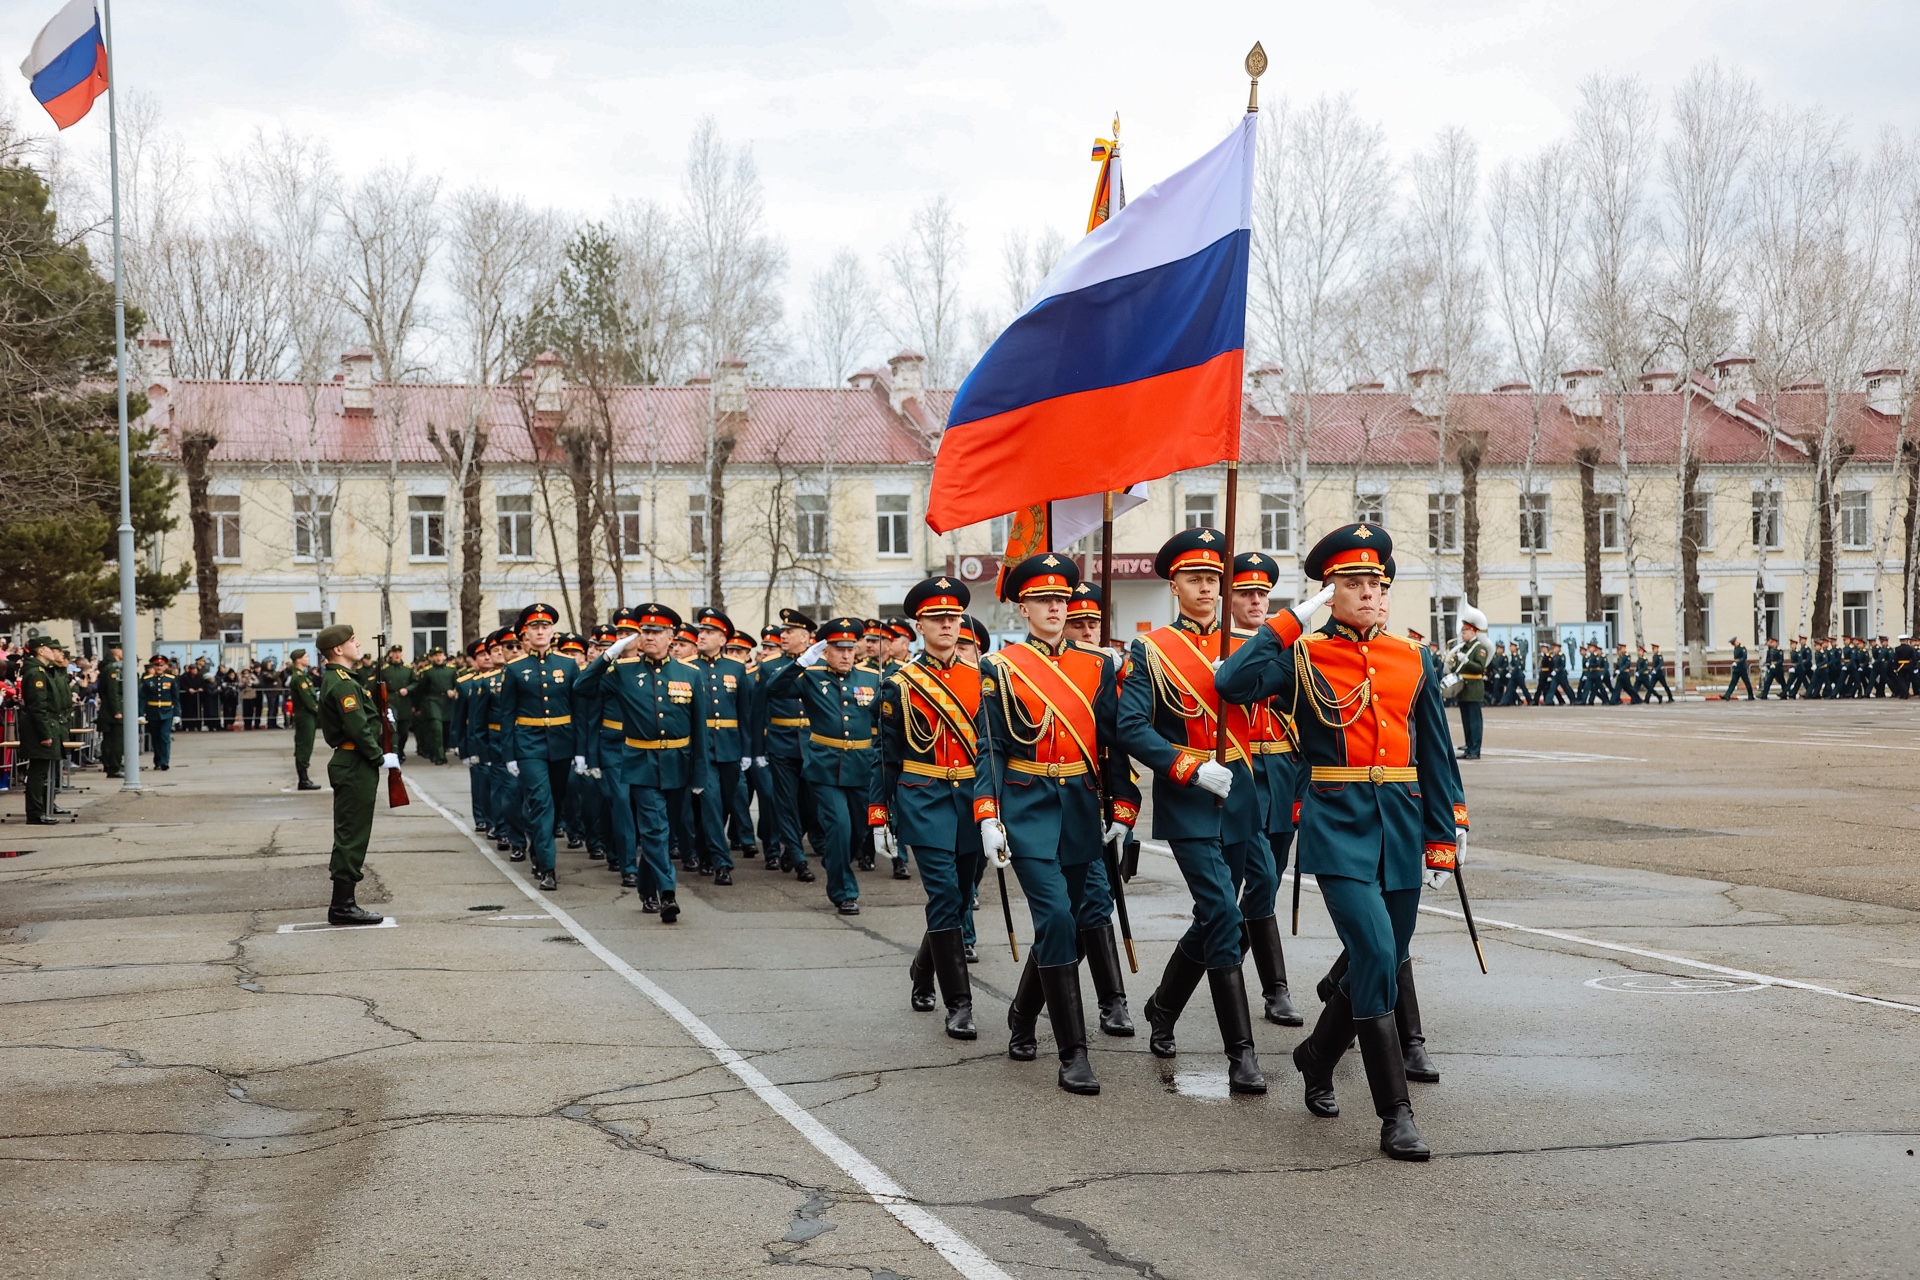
315, 623, 355, 653
289, 648, 308, 661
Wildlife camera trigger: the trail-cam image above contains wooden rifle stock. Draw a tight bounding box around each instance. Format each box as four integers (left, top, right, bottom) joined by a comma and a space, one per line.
373, 681, 409, 808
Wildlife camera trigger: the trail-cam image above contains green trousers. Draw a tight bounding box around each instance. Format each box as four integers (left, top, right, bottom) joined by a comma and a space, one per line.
101, 718, 124, 773
391, 711, 413, 757
294, 714, 317, 771
414, 716, 443, 763
25, 757, 55, 820
327, 749, 377, 883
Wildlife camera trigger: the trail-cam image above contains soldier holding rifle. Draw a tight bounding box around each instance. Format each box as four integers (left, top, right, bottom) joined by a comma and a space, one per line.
314, 624, 400, 927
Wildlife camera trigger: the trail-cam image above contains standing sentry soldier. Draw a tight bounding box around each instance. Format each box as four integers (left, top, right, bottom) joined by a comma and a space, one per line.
873, 576, 986, 1039
1120, 530, 1270, 1096
140, 657, 176, 771
1217, 523, 1466, 1162
974, 554, 1140, 1096
1449, 606, 1490, 759
498, 604, 575, 892
19, 637, 71, 824
289, 648, 322, 790
314, 624, 400, 926
98, 641, 125, 778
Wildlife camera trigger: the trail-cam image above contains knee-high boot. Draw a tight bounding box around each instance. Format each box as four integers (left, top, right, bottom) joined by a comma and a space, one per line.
1356, 1011, 1430, 1161
909, 933, 935, 1012
928, 927, 975, 1040
1396, 958, 1438, 1082
1006, 953, 1044, 1061
1142, 941, 1207, 1059
1207, 966, 1267, 1094
1292, 982, 1353, 1118
1038, 961, 1099, 1096
1079, 924, 1134, 1037
1243, 914, 1303, 1026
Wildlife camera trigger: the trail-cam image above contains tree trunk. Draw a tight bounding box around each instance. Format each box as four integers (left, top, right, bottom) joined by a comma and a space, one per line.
707, 420, 742, 611
460, 444, 487, 644
1576, 446, 1602, 622
561, 430, 600, 628
180, 431, 221, 640
1680, 455, 1706, 645
1458, 436, 1483, 604
1903, 439, 1920, 634
1812, 447, 1836, 639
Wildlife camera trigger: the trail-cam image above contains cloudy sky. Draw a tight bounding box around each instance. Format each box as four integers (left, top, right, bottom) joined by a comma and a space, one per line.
7, 0, 1919, 372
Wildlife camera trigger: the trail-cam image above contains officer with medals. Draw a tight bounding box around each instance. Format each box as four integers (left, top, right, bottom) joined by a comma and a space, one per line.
754, 610, 819, 881
763, 618, 884, 912
872, 576, 985, 1039
1120, 530, 1271, 1095
974, 554, 1140, 1096
1448, 606, 1490, 757
1226, 553, 1304, 1028
139, 656, 177, 771
288, 648, 322, 789
313, 624, 400, 926
689, 608, 755, 884
498, 604, 575, 891
1217, 523, 1465, 1161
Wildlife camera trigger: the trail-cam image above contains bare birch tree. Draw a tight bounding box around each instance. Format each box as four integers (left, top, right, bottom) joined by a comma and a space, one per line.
885, 195, 968, 387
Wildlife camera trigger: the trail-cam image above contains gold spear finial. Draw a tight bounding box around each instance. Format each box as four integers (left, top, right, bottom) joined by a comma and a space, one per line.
1245, 41, 1267, 113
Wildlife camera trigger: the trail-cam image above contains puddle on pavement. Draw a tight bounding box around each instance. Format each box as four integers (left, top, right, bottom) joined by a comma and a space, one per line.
1165, 1069, 1235, 1101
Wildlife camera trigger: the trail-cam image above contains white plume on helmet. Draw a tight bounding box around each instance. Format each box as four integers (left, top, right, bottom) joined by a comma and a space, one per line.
1459, 603, 1489, 633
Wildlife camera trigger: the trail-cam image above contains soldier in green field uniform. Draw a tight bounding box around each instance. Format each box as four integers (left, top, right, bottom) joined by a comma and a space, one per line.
377, 645, 415, 761
98, 641, 125, 777
20, 638, 71, 824
288, 649, 321, 790
315, 624, 396, 925
412, 646, 456, 765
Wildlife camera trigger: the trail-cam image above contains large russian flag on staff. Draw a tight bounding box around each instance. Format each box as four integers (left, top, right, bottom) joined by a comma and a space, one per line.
19, 1, 108, 131
927, 112, 1256, 534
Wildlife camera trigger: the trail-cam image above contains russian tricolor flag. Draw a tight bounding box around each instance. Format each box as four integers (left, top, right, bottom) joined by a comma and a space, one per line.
19, 1, 108, 131
927, 112, 1256, 534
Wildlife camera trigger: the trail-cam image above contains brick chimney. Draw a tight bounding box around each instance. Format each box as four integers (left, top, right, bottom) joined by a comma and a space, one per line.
887, 350, 925, 415
1409, 366, 1448, 418
847, 367, 878, 391
341, 348, 374, 417
1249, 362, 1288, 418
135, 333, 174, 403
1639, 368, 1679, 393
1863, 367, 1906, 417
1559, 366, 1604, 419
532, 351, 564, 422
712, 358, 749, 418
1711, 352, 1755, 412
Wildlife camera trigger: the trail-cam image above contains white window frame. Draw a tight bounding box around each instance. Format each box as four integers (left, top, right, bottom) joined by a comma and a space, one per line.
408, 494, 447, 561
796, 492, 831, 559
210, 493, 242, 562
1427, 492, 1459, 553
1751, 488, 1783, 551
496, 493, 535, 561
1839, 490, 1872, 550
1259, 492, 1293, 554
1519, 493, 1551, 552
875, 492, 911, 557
615, 493, 643, 558
1841, 590, 1872, 639
292, 493, 334, 562
1184, 491, 1218, 530
1597, 492, 1621, 551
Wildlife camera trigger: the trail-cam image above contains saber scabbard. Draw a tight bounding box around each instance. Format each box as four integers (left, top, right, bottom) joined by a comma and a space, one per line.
1453, 861, 1488, 974
996, 864, 1019, 961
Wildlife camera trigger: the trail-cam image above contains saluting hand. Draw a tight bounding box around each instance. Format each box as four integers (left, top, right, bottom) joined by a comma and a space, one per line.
604, 633, 636, 659
800, 640, 829, 667
1290, 581, 1337, 626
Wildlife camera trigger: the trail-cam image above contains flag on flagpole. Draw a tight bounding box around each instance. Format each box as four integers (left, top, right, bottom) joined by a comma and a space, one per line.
928, 112, 1256, 535
19, 0, 108, 130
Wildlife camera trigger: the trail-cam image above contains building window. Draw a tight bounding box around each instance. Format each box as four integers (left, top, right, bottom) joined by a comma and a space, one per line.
217, 613, 244, 645
497, 608, 521, 629
1519, 594, 1551, 627
1429, 596, 1460, 644
408, 495, 446, 560
1842, 590, 1872, 639
1519, 493, 1551, 552
1427, 493, 1458, 553
1756, 591, 1782, 644
1600, 595, 1622, 644
1353, 491, 1386, 527
797, 493, 830, 558
616, 494, 642, 558
410, 610, 448, 657
293, 493, 333, 560
211, 494, 242, 561
688, 493, 707, 557
1684, 490, 1714, 550
1184, 492, 1217, 529
1751, 489, 1783, 550
496, 494, 534, 560
1260, 493, 1293, 553
1839, 490, 1871, 549
989, 514, 1012, 548
876, 493, 910, 556
294, 610, 332, 639
1598, 493, 1621, 551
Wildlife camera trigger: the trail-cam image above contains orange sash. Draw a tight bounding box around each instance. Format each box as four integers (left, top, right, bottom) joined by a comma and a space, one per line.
897, 660, 980, 759
994, 642, 1099, 768
1139, 626, 1253, 760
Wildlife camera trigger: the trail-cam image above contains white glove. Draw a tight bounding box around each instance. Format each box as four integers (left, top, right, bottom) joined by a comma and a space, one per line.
384, 707, 396, 724
754, 755, 768, 768
874, 825, 898, 858
380, 752, 401, 769
1424, 868, 1453, 890
1290, 581, 1337, 625
573, 755, 588, 775
1103, 820, 1132, 847
800, 639, 829, 667
980, 818, 1011, 868
505, 760, 520, 778
1192, 760, 1234, 798
739, 756, 752, 772
692, 786, 704, 795
590, 767, 602, 778
604, 633, 635, 658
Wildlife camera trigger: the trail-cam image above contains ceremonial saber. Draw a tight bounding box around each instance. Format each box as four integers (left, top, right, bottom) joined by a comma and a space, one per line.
1105, 838, 1138, 973
1452, 831, 1488, 974
1097, 491, 1137, 973
1291, 862, 1302, 935
996, 864, 1019, 962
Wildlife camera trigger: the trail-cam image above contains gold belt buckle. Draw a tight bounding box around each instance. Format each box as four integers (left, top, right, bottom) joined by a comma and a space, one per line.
947, 765, 963, 781
1368, 764, 1386, 784
1046, 761, 1061, 778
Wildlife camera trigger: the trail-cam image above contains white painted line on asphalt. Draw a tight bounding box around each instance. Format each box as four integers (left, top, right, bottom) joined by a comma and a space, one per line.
1509, 722, 1920, 752
276, 918, 399, 934
408, 779, 1013, 1280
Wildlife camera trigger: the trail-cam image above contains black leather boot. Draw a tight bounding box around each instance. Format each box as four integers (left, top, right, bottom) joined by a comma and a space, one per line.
1396, 959, 1438, 1082
1143, 942, 1206, 1059
909, 933, 936, 1012
296, 767, 320, 792
1005, 954, 1043, 1061
659, 891, 680, 925
1079, 925, 1134, 1037
326, 879, 383, 927
1207, 966, 1267, 1094
1292, 982, 1353, 1118
1356, 1011, 1429, 1161
929, 928, 976, 1040
1039, 961, 1099, 1096
1243, 915, 1303, 1026
1317, 950, 1350, 1004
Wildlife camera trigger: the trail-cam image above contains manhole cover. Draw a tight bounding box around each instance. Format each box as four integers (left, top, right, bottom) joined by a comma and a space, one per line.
1586, 974, 1766, 995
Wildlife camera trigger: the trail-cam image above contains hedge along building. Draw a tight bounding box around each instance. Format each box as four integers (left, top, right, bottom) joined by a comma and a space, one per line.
134, 335, 1915, 673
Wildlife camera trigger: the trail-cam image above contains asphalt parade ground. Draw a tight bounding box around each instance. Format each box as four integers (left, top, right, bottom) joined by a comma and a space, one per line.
4, 702, 1919, 1278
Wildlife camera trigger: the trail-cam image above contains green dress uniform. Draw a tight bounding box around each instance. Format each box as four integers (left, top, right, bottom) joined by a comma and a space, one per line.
289, 665, 321, 780
139, 668, 176, 768
412, 658, 457, 764
1724, 642, 1754, 701
378, 659, 415, 759
98, 654, 125, 776
496, 605, 575, 882
20, 652, 70, 822
318, 660, 384, 886
752, 610, 819, 873
689, 610, 756, 879
1451, 633, 1489, 756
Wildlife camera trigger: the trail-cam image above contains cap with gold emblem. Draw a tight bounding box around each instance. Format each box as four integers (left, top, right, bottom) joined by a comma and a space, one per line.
632, 604, 679, 631
1302, 522, 1393, 581
518, 602, 560, 628
1231, 551, 1277, 591
904, 576, 969, 616
1154, 526, 1227, 579
760, 624, 783, 644
817, 616, 864, 646
1065, 581, 1102, 621
557, 633, 586, 655
999, 552, 1080, 601
779, 608, 815, 632
695, 607, 733, 634
961, 614, 993, 653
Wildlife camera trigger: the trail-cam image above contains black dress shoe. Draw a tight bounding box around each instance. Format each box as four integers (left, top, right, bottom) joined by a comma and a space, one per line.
508, 847, 527, 863
620, 872, 637, 888
795, 865, 816, 883
536, 870, 558, 891
858, 855, 876, 872
765, 856, 785, 871
963, 943, 979, 964
891, 857, 910, 880
26, 816, 60, 825
641, 892, 660, 913
587, 847, 604, 860
713, 868, 733, 886
777, 854, 794, 872
566, 836, 584, 850
659, 894, 680, 924
297, 779, 321, 791
836, 900, 860, 915
495, 836, 512, 851
328, 901, 385, 926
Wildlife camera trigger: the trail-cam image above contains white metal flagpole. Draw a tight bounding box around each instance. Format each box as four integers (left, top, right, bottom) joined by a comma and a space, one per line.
101, 0, 141, 790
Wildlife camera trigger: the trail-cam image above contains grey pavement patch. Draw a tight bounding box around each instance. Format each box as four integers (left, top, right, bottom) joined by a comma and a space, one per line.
1585, 974, 1768, 994
783, 1187, 838, 1242
276, 919, 399, 934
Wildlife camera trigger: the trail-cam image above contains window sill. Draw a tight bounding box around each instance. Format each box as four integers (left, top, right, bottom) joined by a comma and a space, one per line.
408, 557, 450, 564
